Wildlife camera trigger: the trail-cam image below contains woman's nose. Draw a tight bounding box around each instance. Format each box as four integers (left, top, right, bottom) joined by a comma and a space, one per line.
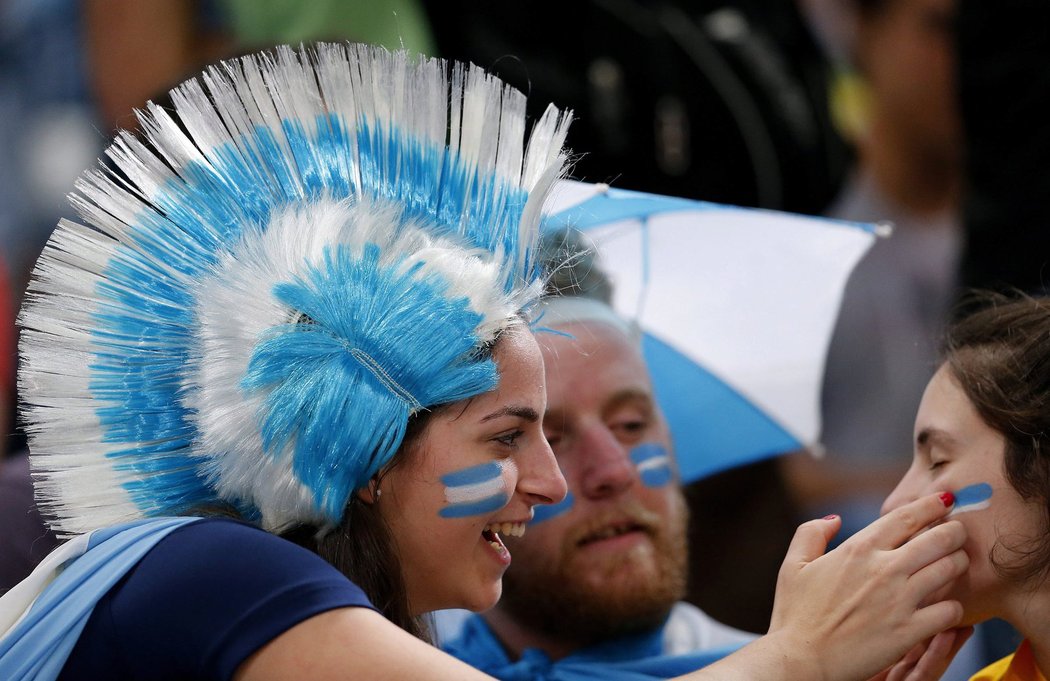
519, 436, 568, 505
881, 478, 917, 517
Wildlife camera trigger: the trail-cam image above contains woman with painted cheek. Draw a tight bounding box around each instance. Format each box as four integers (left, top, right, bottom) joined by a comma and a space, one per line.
375, 327, 564, 615
883, 293, 1050, 681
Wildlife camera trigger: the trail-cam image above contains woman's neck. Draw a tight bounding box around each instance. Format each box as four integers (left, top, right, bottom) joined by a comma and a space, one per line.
1001, 586, 1050, 676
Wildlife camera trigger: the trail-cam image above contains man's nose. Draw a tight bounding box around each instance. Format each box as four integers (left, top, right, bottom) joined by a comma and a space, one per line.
577, 425, 635, 499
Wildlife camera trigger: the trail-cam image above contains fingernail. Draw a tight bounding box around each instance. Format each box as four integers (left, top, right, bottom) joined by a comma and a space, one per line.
939, 491, 955, 507
823, 514, 839, 520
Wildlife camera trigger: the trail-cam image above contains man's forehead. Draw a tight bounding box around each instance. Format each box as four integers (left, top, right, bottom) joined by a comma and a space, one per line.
540, 319, 643, 364
536, 296, 637, 340
541, 320, 654, 402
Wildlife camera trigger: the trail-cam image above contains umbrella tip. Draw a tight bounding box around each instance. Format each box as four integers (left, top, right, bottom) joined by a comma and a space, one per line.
873, 221, 894, 238
596, 182, 610, 194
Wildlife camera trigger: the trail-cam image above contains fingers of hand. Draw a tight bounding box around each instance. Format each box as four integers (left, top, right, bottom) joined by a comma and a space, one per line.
907, 545, 969, 603
780, 515, 841, 575
896, 520, 967, 576
858, 492, 955, 550
898, 628, 972, 681
882, 642, 925, 681
910, 600, 966, 644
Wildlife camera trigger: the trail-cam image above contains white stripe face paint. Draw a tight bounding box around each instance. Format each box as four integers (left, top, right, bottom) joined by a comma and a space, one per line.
440, 461, 508, 518
949, 482, 993, 516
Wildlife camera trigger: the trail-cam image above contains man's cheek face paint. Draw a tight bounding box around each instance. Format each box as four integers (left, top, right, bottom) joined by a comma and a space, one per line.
532, 491, 574, 524
440, 462, 508, 518
949, 482, 993, 516
631, 443, 673, 487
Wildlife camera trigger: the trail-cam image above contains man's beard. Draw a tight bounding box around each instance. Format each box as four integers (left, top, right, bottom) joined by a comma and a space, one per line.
494, 493, 689, 647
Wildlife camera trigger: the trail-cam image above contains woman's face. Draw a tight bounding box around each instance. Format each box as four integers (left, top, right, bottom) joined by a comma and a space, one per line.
377, 328, 567, 615
882, 363, 1045, 624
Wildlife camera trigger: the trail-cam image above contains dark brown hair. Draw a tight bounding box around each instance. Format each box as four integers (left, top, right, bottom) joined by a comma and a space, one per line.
943, 292, 1050, 582
279, 409, 436, 641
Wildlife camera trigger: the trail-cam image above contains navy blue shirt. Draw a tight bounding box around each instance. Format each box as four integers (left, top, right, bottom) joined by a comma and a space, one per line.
58, 518, 374, 680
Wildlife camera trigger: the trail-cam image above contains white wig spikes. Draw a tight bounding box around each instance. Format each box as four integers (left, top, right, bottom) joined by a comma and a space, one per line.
18, 43, 572, 536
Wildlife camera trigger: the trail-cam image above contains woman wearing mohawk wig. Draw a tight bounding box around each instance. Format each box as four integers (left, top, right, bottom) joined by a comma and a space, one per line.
0, 43, 967, 680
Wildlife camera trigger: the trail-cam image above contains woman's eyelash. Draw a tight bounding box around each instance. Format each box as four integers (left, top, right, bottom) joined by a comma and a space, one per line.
496, 430, 524, 446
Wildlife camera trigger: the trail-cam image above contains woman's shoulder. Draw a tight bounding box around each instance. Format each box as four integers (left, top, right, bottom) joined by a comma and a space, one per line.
139, 516, 369, 602
62, 517, 376, 680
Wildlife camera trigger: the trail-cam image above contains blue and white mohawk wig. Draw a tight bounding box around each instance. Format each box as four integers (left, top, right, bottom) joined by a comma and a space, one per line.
18, 43, 571, 536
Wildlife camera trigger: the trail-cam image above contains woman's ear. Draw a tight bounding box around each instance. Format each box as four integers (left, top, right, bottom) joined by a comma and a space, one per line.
356, 476, 382, 505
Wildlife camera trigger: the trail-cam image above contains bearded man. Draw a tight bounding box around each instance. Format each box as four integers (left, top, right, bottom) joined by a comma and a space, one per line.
438, 234, 754, 679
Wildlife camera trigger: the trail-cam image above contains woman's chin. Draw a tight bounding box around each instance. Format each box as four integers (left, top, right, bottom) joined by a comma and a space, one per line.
446, 581, 503, 614
472, 582, 502, 612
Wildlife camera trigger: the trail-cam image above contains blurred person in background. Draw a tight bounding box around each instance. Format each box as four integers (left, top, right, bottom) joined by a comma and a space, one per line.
83, 0, 230, 132
786, 0, 963, 545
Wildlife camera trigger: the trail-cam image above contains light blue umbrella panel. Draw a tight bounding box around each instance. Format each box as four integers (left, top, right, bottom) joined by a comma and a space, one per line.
543, 180, 883, 482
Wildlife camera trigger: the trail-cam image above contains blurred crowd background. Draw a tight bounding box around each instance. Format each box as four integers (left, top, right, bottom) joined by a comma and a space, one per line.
2, 1, 1047, 678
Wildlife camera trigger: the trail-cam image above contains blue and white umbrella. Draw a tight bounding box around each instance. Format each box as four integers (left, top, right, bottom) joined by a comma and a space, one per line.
543, 180, 884, 482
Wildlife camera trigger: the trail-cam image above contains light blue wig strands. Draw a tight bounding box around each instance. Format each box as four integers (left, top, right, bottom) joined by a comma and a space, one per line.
17, 43, 572, 535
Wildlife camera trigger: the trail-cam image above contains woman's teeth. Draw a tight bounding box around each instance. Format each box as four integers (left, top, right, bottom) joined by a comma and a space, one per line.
484, 521, 526, 538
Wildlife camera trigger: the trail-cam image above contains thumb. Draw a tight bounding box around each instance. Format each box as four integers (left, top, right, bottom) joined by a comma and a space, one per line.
782, 514, 841, 569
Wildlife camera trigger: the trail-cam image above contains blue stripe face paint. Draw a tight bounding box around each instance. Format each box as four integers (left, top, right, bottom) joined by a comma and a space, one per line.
949, 482, 993, 516
439, 461, 509, 519
532, 492, 575, 524
631, 443, 673, 488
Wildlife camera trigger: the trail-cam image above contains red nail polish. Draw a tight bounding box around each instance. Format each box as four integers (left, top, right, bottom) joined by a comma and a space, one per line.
939, 491, 955, 507
823, 514, 839, 520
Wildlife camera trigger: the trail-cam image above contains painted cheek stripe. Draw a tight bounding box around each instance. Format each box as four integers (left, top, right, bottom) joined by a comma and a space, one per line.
630, 443, 673, 488
440, 462, 508, 519
949, 482, 993, 516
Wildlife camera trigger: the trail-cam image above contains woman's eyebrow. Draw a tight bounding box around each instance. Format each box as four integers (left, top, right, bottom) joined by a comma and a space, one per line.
916, 427, 954, 452
481, 406, 540, 423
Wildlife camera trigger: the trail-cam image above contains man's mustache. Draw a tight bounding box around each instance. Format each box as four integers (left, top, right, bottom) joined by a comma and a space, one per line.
563, 500, 664, 549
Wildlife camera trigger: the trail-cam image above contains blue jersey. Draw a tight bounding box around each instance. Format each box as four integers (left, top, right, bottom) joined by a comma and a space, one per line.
58, 518, 374, 680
